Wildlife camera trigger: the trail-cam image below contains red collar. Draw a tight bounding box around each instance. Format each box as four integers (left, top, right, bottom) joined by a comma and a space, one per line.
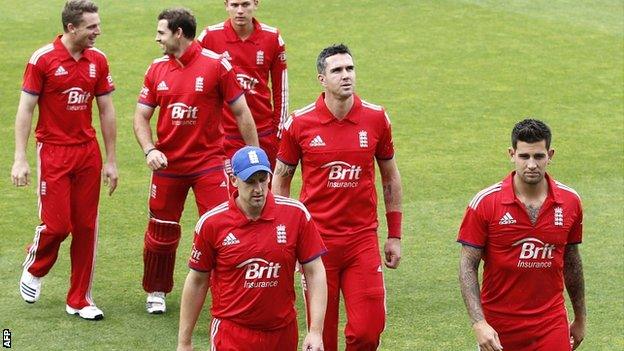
224, 18, 261, 43
229, 190, 276, 225
168, 41, 201, 68
315, 93, 362, 125
500, 171, 563, 205
53, 35, 94, 62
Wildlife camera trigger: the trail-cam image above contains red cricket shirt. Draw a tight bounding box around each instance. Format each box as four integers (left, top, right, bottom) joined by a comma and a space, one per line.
22, 36, 115, 145
189, 192, 326, 330
277, 94, 395, 238
458, 172, 583, 318
138, 41, 243, 174
198, 18, 288, 139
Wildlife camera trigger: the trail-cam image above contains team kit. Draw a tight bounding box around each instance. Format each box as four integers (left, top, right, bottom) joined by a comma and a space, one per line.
11, 1, 586, 351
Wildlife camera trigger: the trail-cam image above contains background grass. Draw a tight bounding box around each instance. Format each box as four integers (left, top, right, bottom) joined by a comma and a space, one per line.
0, 0, 622, 350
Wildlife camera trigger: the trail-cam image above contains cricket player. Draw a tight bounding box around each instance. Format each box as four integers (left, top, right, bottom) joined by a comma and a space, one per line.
133, 7, 258, 314
273, 44, 404, 351
458, 119, 586, 351
198, 0, 288, 168
177, 146, 327, 351
12, 0, 118, 320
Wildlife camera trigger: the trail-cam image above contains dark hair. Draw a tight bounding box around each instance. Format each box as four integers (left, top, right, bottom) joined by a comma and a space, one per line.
158, 8, 196, 39
511, 118, 552, 149
62, 0, 98, 32
316, 44, 352, 74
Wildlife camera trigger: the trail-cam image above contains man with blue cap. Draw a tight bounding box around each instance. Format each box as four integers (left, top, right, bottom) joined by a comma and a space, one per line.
177, 146, 328, 351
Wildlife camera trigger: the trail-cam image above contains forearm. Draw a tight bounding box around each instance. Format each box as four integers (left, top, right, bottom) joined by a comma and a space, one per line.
178, 272, 209, 345
271, 161, 295, 197
303, 262, 327, 333
133, 107, 156, 153
459, 247, 485, 324
14, 93, 37, 161
99, 107, 117, 163
564, 245, 586, 320
230, 96, 259, 146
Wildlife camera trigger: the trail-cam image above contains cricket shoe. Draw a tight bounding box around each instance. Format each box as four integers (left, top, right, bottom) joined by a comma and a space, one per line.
66, 305, 104, 321
146, 292, 166, 314
20, 269, 42, 303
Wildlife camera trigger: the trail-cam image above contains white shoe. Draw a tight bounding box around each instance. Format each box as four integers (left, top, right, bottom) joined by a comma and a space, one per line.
20, 270, 42, 303
66, 305, 104, 321
146, 292, 166, 314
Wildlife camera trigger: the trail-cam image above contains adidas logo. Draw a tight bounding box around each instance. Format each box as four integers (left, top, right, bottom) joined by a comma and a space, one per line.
309, 135, 325, 147
222, 232, 240, 246
499, 212, 517, 225
54, 66, 68, 76
157, 81, 169, 91
219, 181, 227, 188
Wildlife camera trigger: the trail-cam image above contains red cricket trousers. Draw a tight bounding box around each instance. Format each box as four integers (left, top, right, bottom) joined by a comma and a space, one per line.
485, 310, 572, 351
22, 140, 102, 309
210, 317, 298, 351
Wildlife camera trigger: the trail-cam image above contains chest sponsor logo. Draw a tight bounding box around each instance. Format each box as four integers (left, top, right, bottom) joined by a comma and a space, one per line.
359, 130, 368, 148
236, 73, 259, 92
512, 237, 555, 269
195, 77, 204, 92
237, 258, 281, 289
222, 232, 240, 246
157, 81, 169, 91
256, 50, 264, 65
276, 225, 286, 244
309, 135, 325, 147
54, 66, 68, 76
167, 102, 198, 125
62, 87, 91, 111
321, 161, 362, 188
499, 212, 516, 225
554, 207, 563, 226
89, 63, 96, 78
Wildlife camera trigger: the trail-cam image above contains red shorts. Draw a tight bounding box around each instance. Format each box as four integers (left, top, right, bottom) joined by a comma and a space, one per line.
485, 310, 571, 351
210, 317, 298, 351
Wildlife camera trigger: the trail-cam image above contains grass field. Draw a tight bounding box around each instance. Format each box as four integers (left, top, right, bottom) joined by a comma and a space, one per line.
0, 0, 622, 350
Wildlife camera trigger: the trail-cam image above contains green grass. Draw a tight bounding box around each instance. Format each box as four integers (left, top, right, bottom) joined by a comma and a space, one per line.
1, 0, 622, 350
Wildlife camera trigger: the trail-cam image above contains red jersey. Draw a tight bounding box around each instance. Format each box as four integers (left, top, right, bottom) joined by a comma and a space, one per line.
189, 192, 326, 330
457, 172, 583, 318
198, 18, 288, 139
277, 94, 395, 238
22, 36, 115, 145
138, 42, 243, 174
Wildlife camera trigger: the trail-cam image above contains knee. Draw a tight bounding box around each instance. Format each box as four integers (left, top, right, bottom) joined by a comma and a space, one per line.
347, 323, 383, 348
43, 221, 72, 238
144, 218, 181, 253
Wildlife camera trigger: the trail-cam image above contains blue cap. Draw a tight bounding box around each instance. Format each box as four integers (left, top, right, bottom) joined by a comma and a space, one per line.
231, 146, 272, 181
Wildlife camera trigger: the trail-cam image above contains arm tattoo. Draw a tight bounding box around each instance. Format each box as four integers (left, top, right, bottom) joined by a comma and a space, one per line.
459, 246, 485, 324
564, 244, 586, 318
274, 163, 296, 178
526, 204, 541, 224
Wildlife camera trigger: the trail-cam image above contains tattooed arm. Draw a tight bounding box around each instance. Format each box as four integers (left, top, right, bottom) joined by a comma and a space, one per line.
271, 159, 297, 197
564, 244, 586, 350
378, 158, 403, 269
459, 245, 503, 351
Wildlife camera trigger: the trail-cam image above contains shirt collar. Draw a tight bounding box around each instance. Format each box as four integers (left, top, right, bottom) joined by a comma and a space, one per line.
501, 171, 562, 205
228, 190, 276, 225
224, 18, 261, 43
169, 41, 201, 68
53, 35, 93, 63
315, 93, 362, 125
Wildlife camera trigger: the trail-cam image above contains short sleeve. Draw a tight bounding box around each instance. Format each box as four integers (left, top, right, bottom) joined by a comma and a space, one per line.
22, 62, 44, 95
276, 115, 301, 166
94, 58, 115, 96
188, 230, 216, 272
375, 111, 395, 160
218, 58, 244, 104
457, 207, 488, 248
296, 214, 326, 264
137, 65, 157, 107
567, 201, 583, 244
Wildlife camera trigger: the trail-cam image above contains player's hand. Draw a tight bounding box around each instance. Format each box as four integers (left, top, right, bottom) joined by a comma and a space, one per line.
302, 330, 323, 351
473, 320, 503, 351
102, 161, 119, 196
146, 149, 168, 171
11, 159, 30, 187
383, 238, 401, 269
569, 317, 586, 350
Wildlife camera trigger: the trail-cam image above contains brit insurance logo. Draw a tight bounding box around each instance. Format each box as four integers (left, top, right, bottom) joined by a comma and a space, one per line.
236, 73, 259, 92
512, 237, 555, 269
167, 102, 198, 126
62, 87, 91, 111
236, 258, 281, 289
321, 161, 362, 188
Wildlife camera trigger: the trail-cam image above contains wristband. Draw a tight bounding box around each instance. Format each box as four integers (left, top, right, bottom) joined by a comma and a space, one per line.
145, 147, 157, 157
386, 211, 402, 239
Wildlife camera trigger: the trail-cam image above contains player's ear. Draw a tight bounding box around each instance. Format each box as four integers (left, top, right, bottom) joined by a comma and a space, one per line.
547, 148, 555, 162
230, 175, 238, 188
508, 147, 515, 161
317, 73, 326, 86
